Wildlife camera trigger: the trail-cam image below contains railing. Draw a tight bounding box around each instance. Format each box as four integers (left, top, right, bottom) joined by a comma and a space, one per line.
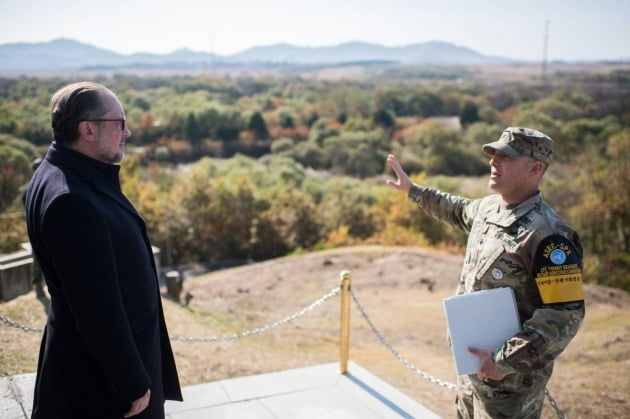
0, 248, 34, 302
0, 270, 565, 418
0, 244, 161, 302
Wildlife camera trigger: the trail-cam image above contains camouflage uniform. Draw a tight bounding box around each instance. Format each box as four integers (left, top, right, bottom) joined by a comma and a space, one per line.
407, 127, 585, 418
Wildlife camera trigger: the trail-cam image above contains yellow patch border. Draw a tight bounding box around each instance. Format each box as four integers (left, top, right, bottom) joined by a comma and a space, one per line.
535, 265, 584, 304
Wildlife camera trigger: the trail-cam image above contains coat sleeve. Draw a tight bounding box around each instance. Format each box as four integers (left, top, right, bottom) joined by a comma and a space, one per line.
407, 184, 478, 232
42, 193, 151, 406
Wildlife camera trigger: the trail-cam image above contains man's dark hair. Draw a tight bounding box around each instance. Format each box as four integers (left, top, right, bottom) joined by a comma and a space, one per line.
50, 82, 111, 145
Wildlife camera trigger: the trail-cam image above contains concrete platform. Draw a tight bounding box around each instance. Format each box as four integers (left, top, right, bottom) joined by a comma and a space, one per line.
1, 362, 440, 418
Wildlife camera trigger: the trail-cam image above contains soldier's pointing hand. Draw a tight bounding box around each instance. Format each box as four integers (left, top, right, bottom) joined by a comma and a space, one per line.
386, 154, 412, 195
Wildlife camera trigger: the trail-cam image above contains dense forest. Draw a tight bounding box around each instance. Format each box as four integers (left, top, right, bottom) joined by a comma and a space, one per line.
1, 66, 629, 291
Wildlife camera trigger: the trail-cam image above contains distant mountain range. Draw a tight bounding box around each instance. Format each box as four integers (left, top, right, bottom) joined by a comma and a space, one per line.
0, 38, 518, 72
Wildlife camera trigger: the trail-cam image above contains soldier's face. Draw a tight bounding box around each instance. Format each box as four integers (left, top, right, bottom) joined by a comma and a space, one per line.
488, 151, 536, 201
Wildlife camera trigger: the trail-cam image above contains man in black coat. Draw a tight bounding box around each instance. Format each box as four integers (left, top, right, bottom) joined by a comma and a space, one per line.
24, 82, 182, 418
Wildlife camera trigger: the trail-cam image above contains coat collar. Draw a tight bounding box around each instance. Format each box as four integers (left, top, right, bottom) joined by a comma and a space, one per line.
46, 142, 141, 219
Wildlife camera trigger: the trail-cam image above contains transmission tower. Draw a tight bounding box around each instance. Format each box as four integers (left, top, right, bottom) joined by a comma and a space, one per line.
542, 20, 549, 80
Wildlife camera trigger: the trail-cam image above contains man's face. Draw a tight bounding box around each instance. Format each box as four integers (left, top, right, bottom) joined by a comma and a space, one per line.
94, 92, 131, 164
488, 150, 536, 200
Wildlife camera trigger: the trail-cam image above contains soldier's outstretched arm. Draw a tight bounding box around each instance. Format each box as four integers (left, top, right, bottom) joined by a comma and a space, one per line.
387, 153, 475, 232
386, 154, 412, 194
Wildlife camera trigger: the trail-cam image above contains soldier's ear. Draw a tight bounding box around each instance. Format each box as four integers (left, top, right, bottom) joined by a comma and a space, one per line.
529, 160, 545, 176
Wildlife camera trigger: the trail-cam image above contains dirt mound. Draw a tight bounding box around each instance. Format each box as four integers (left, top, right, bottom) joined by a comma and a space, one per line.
583, 283, 630, 308
185, 244, 627, 307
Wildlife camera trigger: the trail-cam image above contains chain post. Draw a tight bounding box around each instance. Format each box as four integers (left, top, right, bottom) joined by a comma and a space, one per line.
339, 270, 351, 374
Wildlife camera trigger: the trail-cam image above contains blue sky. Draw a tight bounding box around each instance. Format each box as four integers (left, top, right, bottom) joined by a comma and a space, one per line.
0, 0, 628, 61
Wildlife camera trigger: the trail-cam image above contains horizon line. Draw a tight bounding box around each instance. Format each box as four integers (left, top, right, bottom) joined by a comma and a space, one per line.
2, 37, 629, 63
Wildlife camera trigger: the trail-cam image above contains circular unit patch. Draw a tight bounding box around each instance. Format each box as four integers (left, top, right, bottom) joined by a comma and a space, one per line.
550, 249, 567, 265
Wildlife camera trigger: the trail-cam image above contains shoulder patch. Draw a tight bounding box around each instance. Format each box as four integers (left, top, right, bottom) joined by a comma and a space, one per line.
533, 235, 584, 304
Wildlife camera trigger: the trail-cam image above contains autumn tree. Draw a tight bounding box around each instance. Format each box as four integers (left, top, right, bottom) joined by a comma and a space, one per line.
405, 121, 486, 176
322, 132, 387, 178
572, 129, 630, 290
185, 113, 202, 152
0, 134, 38, 212
460, 102, 479, 126
248, 111, 268, 139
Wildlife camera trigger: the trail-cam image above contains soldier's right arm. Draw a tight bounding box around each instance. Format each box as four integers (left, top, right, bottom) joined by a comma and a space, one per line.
407, 185, 476, 233
386, 154, 476, 232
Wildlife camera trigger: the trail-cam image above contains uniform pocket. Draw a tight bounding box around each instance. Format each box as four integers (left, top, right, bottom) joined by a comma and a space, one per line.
475, 245, 506, 281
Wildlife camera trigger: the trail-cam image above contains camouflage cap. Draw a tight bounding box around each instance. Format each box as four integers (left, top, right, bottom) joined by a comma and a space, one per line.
482, 127, 554, 164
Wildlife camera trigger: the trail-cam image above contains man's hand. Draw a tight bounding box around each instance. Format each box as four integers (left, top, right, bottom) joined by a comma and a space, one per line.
468, 347, 506, 381
124, 389, 150, 418
385, 154, 412, 195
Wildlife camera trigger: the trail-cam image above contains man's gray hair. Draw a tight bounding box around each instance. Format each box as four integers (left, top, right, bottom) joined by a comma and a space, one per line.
50, 82, 112, 145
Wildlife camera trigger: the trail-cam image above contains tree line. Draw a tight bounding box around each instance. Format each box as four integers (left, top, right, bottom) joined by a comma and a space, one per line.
1, 68, 628, 291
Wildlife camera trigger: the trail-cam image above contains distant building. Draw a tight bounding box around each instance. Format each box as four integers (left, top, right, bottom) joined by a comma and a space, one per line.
429, 116, 462, 131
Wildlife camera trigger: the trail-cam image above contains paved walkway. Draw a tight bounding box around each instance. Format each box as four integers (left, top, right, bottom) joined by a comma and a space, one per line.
1, 362, 440, 418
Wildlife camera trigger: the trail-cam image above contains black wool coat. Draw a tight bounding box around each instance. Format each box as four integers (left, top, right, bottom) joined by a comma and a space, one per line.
24, 143, 182, 418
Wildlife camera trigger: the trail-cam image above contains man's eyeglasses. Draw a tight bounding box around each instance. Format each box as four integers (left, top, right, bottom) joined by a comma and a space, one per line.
85, 118, 126, 131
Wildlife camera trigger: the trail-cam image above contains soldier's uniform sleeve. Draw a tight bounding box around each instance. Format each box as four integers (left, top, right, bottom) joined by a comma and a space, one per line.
408, 184, 478, 232
493, 234, 585, 375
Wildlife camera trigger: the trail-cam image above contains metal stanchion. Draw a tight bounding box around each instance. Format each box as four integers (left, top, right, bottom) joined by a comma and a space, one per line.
339, 270, 351, 374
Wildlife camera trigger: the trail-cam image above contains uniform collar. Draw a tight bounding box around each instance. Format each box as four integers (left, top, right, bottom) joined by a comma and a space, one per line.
486, 191, 542, 227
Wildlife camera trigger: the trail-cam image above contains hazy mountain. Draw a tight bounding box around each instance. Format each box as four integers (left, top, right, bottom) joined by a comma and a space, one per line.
0, 39, 223, 70
0, 38, 513, 72
0, 39, 124, 70
228, 41, 507, 65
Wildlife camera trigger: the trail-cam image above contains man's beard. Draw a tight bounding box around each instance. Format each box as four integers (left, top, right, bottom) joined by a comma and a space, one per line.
96, 137, 124, 164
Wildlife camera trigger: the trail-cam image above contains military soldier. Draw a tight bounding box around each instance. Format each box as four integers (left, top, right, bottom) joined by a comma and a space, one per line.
387, 127, 585, 418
